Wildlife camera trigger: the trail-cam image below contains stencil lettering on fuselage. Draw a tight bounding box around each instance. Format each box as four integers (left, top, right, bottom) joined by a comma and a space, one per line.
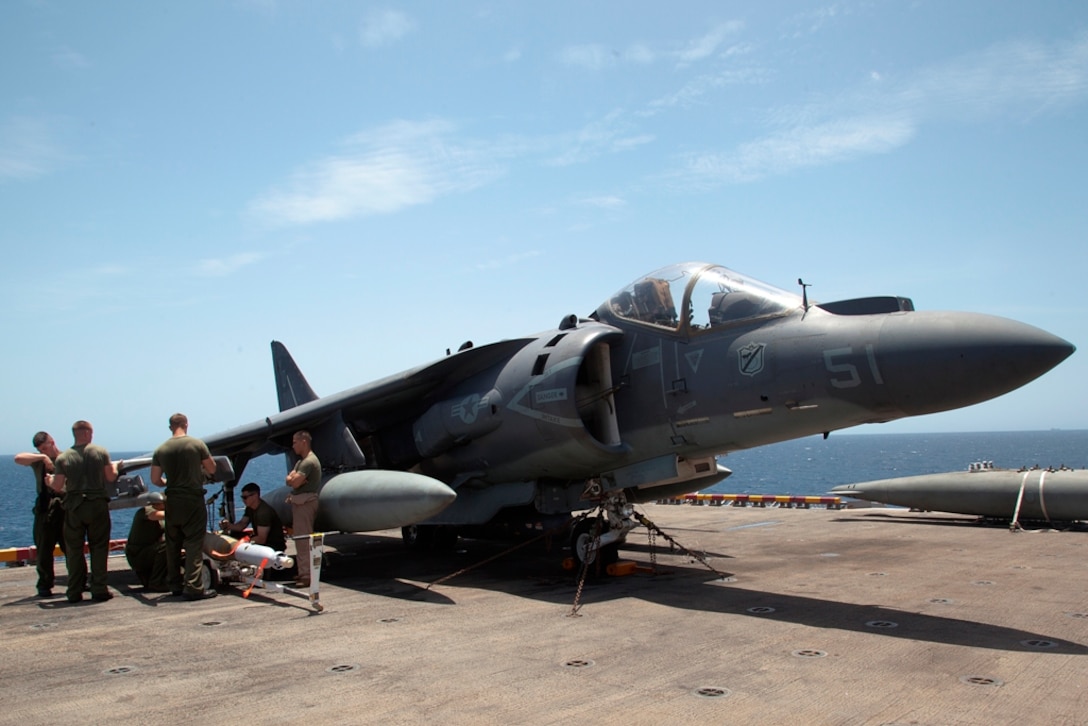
534, 389, 568, 404
507, 357, 583, 427
632, 346, 662, 370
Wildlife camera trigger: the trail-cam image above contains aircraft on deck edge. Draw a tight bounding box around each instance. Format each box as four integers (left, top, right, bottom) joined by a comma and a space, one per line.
149, 262, 1075, 567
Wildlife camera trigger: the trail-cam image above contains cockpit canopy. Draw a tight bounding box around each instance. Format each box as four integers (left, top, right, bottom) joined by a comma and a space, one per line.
595, 262, 801, 334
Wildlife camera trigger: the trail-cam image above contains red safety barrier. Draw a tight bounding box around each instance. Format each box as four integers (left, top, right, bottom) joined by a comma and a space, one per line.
0, 539, 129, 564
659, 493, 843, 509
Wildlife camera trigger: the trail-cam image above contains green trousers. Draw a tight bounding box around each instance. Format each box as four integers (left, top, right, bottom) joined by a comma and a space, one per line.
164, 495, 207, 594
126, 541, 169, 590
63, 497, 111, 599
34, 498, 66, 591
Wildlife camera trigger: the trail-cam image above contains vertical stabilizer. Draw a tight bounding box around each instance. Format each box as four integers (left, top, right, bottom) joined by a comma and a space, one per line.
271, 340, 367, 471
272, 340, 319, 411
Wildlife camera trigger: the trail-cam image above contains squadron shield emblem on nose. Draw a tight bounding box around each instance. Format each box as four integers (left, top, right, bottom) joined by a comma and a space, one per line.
738, 342, 766, 377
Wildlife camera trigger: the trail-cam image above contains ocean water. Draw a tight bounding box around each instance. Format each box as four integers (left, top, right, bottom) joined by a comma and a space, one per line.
2, 431, 1085, 549
0, 453, 287, 550
706, 429, 1088, 496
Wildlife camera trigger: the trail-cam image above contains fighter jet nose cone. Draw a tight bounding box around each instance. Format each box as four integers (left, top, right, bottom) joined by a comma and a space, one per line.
1044, 336, 1076, 366
990, 321, 1075, 382
879, 312, 1074, 417
976, 316, 1073, 375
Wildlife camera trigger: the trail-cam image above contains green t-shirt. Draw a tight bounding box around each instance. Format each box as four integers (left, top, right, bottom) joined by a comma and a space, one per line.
55, 444, 111, 501
152, 435, 212, 498
247, 499, 287, 552
292, 451, 321, 494
31, 456, 63, 511
126, 506, 165, 552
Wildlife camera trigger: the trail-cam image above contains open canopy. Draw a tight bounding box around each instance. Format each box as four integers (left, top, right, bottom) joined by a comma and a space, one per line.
596, 262, 801, 334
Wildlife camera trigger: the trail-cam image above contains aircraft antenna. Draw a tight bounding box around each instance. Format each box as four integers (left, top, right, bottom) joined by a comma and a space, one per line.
798, 278, 811, 311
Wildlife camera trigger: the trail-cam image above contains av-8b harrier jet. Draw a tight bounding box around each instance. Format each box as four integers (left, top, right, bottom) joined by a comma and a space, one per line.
197, 262, 1073, 564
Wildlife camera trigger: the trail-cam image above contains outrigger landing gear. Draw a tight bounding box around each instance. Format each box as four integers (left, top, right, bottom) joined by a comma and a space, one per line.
284, 531, 327, 612
250, 532, 327, 612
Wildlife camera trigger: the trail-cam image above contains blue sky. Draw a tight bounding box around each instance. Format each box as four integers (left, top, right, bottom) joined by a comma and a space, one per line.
2, 1, 1086, 453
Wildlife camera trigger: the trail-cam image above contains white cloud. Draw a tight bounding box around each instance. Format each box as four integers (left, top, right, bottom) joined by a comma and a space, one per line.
196, 252, 264, 277
674, 22, 743, 67
644, 65, 769, 115
91, 264, 128, 276
52, 46, 90, 70
667, 33, 1088, 187
624, 44, 656, 65
578, 195, 627, 210
0, 117, 66, 181
893, 35, 1088, 123
258, 152, 432, 222
677, 117, 915, 186
559, 44, 615, 71
250, 120, 504, 226
783, 4, 849, 39
611, 134, 655, 152
256, 32, 1088, 209
547, 110, 655, 166
474, 249, 542, 271
360, 9, 415, 49
559, 43, 659, 70
239, 0, 280, 17
559, 24, 741, 72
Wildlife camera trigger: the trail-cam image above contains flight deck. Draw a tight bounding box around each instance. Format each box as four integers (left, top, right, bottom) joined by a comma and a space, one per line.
2, 503, 1085, 725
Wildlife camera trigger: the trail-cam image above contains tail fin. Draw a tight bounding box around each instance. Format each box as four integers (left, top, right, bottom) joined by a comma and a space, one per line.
272, 340, 318, 411
271, 341, 367, 471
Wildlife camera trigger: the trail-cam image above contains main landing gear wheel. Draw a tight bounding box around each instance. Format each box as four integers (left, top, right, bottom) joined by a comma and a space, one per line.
570, 518, 619, 574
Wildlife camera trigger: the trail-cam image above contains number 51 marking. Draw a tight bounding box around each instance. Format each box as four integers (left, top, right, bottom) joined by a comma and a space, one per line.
824, 345, 884, 389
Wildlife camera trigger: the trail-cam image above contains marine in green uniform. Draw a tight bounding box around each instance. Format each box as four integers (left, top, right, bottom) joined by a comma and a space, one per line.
221, 482, 287, 553
151, 413, 217, 600
285, 430, 321, 587
14, 431, 66, 597
221, 482, 290, 580
51, 420, 120, 603
125, 491, 169, 591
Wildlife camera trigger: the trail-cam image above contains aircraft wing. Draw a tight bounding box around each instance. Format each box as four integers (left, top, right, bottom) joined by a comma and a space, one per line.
202, 337, 536, 463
